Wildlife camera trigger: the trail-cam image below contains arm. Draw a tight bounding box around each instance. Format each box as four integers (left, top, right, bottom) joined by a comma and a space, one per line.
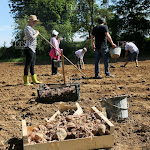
125, 50, 128, 59
105, 32, 116, 48
91, 35, 95, 51
34, 30, 39, 38
58, 38, 61, 44
76, 54, 80, 58
25, 27, 39, 41
75, 51, 79, 58
51, 38, 57, 49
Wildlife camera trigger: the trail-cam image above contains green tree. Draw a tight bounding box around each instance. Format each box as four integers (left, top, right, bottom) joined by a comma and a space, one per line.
9, 0, 76, 40
110, 0, 150, 41
71, 0, 117, 39
12, 15, 49, 55
73, 0, 100, 37
8, 0, 79, 57
109, 0, 150, 54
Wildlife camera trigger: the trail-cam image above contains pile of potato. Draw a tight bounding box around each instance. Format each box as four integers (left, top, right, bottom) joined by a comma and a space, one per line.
27, 110, 110, 144
38, 84, 77, 100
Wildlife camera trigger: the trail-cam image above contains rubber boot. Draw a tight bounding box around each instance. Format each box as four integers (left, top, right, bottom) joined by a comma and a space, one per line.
31, 74, 42, 84
23, 75, 32, 85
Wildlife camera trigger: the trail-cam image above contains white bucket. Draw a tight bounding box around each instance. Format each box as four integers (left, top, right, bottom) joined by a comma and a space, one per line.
101, 95, 128, 120
109, 47, 121, 58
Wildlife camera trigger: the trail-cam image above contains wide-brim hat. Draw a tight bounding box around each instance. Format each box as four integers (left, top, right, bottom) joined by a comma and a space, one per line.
52, 30, 59, 36
28, 15, 39, 22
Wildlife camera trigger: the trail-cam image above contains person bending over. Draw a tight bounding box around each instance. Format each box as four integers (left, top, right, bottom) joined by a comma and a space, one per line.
75, 47, 87, 69
121, 41, 139, 67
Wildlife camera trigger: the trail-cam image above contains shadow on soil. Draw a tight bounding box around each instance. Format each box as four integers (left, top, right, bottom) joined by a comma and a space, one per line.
35, 97, 78, 104
7, 138, 23, 150
0, 83, 23, 88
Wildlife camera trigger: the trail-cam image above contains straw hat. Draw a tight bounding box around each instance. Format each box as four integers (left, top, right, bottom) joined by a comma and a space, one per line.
28, 15, 39, 22
52, 30, 59, 36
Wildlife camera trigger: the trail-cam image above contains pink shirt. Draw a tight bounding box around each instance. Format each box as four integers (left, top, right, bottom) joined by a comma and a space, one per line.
49, 37, 61, 60
50, 37, 60, 50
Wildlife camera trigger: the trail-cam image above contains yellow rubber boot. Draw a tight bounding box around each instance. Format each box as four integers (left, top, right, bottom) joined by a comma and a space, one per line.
23, 75, 32, 85
31, 74, 42, 84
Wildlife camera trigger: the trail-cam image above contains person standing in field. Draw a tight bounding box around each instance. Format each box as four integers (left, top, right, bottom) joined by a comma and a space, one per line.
23, 15, 42, 85
120, 41, 139, 67
49, 30, 61, 75
75, 47, 87, 69
91, 17, 117, 78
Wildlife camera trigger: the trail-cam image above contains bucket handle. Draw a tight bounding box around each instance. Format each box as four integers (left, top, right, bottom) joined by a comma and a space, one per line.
100, 98, 129, 110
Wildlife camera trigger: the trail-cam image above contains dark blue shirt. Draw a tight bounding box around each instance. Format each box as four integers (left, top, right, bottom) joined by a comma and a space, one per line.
92, 25, 109, 50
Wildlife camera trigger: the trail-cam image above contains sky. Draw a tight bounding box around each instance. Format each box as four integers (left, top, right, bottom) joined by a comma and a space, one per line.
0, 0, 15, 47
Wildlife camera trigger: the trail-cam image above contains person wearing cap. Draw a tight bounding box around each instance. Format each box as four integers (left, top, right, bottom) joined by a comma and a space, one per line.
120, 41, 139, 67
91, 17, 117, 78
49, 30, 61, 75
23, 15, 42, 85
75, 48, 87, 69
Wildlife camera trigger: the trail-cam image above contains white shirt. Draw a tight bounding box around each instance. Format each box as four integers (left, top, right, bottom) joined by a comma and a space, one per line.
125, 42, 139, 53
24, 25, 37, 53
75, 49, 85, 59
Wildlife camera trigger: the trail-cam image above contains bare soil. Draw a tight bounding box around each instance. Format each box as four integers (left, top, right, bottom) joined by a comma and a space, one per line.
0, 58, 150, 150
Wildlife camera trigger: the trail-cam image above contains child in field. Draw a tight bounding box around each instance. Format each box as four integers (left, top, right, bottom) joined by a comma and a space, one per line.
121, 41, 139, 67
75, 48, 87, 69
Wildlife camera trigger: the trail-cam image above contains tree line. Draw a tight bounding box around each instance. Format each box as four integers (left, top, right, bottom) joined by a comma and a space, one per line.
0, 0, 150, 60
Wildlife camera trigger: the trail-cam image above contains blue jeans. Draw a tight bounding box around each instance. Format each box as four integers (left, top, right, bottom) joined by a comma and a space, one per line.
95, 48, 110, 76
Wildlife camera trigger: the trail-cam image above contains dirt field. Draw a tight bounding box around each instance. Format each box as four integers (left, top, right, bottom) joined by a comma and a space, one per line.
0, 58, 150, 150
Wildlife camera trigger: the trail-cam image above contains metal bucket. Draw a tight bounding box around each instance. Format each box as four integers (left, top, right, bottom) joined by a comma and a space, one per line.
54, 60, 62, 67
100, 95, 129, 120
109, 47, 121, 59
